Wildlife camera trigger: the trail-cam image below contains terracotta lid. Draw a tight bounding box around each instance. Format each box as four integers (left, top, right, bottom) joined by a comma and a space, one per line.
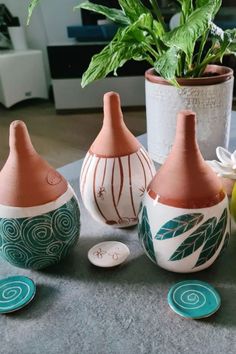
0, 120, 68, 207
90, 92, 140, 157
145, 65, 234, 86
148, 111, 225, 208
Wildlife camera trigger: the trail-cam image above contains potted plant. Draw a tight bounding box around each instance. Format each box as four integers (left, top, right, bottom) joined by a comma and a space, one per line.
28, 0, 236, 163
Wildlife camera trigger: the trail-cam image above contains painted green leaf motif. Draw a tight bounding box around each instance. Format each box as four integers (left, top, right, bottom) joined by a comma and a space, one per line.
195, 209, 228, 267
169, 217, 217, 261
155, 213, 204, 241
217, 232, 230, 260
138, 206, 156, 263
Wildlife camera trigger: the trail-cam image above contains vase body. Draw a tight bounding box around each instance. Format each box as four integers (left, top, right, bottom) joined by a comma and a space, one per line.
138, 111, 230, 273
80, 92, 155, 227
145, 65, 234, 164
0, 121, 80, 270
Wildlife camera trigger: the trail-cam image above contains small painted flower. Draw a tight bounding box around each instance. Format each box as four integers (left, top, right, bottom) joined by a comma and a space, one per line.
207, 147, 236, 179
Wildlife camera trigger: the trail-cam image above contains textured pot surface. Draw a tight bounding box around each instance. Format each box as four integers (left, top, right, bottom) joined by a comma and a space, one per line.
80, 91, 155, 227
145, 65, 234, 164
138, 111, 230, 273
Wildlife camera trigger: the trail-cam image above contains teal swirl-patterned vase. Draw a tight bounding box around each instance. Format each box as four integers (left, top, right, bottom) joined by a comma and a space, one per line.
0, 185, 80, 270
0, 120, 80, 270
138, 111, 230, 273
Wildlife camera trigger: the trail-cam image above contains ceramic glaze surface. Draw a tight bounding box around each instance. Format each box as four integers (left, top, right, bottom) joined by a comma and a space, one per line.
138, 194, 230, 273
0, 186, 80, 270
0, 276, 36, 314
80, 147, 155, 227
88, 241, 130, 267
145, 77, 234, 163
167, 280, 221, 319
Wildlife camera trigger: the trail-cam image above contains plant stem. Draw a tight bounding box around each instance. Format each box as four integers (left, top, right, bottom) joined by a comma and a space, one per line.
139, 25, 162, 54
142, 42, 160, 61
196, 30, 209, 66
149, 0, 167, 32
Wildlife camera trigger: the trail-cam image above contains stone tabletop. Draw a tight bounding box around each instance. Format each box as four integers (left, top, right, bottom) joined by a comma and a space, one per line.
1, 112, 236, 354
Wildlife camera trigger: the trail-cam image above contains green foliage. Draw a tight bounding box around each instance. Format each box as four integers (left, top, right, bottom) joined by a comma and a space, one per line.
28, 0, 236, 86
27, 0, 40, 25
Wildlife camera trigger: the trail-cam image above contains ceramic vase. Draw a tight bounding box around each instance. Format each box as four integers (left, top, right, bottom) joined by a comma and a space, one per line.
138, 111, 230, 273
0, 121, 80, 270
145, 65, 234, 163
80, 91, 155, 227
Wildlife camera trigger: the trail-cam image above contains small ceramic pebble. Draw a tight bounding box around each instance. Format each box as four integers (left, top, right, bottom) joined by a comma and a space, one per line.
167, 280, 221, 319
88, 241, 130, 268
0, 276, 36, 314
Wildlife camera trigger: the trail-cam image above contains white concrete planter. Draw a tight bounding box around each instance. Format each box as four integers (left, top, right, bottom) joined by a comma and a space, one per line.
145, 65, 234, 164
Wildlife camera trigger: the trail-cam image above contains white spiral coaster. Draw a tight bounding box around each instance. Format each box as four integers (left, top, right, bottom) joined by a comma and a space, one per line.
167, 280, 221, 319
0, 276, 36, 314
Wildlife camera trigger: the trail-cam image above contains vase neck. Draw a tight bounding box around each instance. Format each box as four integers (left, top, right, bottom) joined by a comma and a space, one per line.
173, 111, 199, 155
103, 91, 124, 129
9, 120, 36, 157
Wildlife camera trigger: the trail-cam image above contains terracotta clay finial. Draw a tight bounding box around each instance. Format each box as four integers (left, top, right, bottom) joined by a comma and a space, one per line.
90, 91, 140, 157
0, 120, 67, 207
148, 110, 224, 208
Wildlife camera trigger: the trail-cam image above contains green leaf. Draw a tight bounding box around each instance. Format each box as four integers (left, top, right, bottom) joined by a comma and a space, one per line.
138, 206, 156, 263
118, 0, 149, 22
196, 0, 222, 16
76, 1, 129, 26
81, 15, 154, 87
27, 0, 40, 25
155, 213, 203, 241
169, 217, 217, 261
194, 209, 228, 267
210, 25, 236, 60
179, 0, 193, 21
154, 47, 180, 86
162, 0, 222, 62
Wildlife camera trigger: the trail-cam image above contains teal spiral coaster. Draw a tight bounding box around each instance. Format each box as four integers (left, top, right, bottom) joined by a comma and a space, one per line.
0, 276, 36, 314
168, 280, 221, 319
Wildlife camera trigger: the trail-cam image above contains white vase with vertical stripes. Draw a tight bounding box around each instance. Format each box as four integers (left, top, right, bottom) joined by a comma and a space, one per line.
80, 91, 155, 227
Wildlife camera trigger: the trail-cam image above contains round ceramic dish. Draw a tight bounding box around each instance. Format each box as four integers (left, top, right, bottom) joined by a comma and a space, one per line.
88, 241, 130, 267
167, 280, 221, 319
0, 276, 36, 314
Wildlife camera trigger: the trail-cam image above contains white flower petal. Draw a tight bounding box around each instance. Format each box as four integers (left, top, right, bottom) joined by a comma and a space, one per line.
216, 147, 232, 165
231, 150, 236, 164
207, 160, 236, 177
219, 172, 236, 180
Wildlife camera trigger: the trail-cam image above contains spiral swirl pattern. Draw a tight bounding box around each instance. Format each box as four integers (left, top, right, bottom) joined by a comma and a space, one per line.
0, 219, 21, 242
0, 276, 35, 313
168, 280, 221, 319
21, 216, 53, 252
0, 196, 80, 270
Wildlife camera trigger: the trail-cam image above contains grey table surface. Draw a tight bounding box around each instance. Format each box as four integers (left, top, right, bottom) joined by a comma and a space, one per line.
1, 112, 236, 354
